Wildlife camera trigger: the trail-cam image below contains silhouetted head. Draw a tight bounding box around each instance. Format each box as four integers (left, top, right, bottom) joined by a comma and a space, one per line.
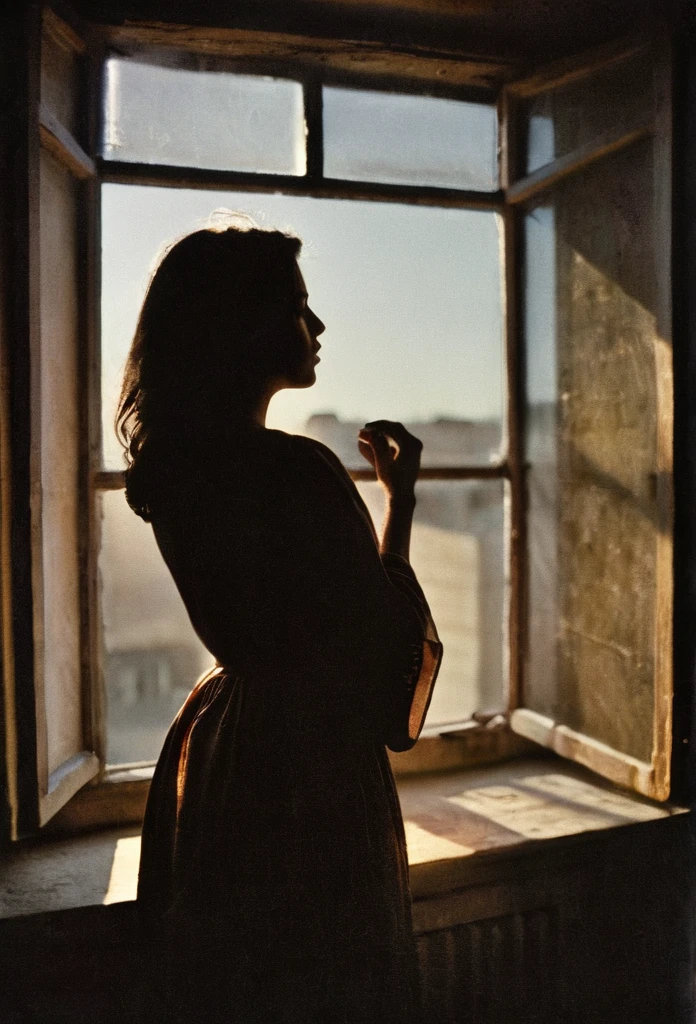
116, 222, 325, 518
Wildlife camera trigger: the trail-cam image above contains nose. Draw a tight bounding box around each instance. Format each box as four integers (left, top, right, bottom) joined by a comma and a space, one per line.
308, 307, 325, 337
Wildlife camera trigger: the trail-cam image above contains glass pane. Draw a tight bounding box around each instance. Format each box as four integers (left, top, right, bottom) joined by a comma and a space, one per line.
356, 479, 506, 727
523, 139, 659, 763
523, 49, 654, 175
102, 58, 305, 175
101, 187, 504, 470
324, 87, 498, 191
99, 490, 213, 765
40, 149, 83, 774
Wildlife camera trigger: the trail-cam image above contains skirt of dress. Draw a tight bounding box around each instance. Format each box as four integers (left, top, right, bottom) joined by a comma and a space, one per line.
137, 665, 423, 1024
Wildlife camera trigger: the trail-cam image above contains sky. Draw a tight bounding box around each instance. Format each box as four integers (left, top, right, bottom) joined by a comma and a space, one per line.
101, 185, 505, 469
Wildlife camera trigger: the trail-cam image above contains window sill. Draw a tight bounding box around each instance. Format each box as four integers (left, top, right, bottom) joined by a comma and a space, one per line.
0, 753, 684, 924
41, 725, 537, 837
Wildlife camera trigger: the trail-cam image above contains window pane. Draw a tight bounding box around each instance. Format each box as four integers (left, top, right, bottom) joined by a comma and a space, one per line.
522, 49, 653, 175
99, 490, 213, 765
356, 479, 506, 727
523, 140, 659, 763
102, 58, 305, 175
323, 87, 498, 191
101, 187, 504, 470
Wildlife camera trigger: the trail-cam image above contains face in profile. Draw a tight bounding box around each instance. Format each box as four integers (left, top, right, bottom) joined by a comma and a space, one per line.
274, 263, 325, 390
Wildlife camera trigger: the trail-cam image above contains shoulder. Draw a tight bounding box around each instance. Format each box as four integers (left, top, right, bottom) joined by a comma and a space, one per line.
284, 433, 379, 543
283, 432, 351, 478
284, 433, 370, 505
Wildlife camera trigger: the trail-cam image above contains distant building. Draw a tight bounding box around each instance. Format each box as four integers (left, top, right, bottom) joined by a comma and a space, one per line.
303, 413, 502, 469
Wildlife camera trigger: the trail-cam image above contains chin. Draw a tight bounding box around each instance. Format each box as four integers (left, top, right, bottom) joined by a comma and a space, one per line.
286, 368, 317, 389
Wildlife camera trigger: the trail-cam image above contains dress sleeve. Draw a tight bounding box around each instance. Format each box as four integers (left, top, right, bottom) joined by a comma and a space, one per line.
379, 552, 443, 752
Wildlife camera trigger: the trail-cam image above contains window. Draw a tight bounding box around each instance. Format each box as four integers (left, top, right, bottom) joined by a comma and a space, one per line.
96, 58, 509, 766
1, 8, 674, 838
505, 41, 673, 800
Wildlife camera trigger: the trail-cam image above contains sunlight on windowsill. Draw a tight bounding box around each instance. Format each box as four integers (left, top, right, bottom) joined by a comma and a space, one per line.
399, 757, 678, 874
103, 834, 141, 905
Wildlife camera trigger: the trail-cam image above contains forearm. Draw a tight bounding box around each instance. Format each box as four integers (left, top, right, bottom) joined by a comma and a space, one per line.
380, 492, 416, 560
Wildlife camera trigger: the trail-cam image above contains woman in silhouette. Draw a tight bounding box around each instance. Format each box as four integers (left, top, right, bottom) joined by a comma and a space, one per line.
117, 222, 442, 1023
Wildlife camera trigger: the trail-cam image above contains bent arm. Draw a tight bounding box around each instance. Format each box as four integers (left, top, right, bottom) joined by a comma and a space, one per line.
358, 420, 421, 563
320, 423, 444, 749
380, 492, 416, 560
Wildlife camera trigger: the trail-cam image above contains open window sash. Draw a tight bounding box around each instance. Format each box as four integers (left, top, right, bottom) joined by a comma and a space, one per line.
503, 38, 673, 801
3, 3, 101, 836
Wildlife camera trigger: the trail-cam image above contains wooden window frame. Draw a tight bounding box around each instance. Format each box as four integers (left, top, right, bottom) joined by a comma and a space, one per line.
77, 26, 529, 821
2, 4, 102, 840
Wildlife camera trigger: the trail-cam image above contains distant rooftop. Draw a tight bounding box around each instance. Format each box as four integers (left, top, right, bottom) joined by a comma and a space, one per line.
303, 413, 502, 469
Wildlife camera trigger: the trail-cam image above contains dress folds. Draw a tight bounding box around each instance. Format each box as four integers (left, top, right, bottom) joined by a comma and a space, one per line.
136, 430, 442, 1023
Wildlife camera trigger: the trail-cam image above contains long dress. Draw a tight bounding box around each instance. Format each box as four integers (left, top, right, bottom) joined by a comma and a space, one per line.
136, 429, 442, 1023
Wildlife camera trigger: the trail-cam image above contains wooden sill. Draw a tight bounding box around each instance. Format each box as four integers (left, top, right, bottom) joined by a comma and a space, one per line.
43, 725, 537, 837
0, 754, 684, 923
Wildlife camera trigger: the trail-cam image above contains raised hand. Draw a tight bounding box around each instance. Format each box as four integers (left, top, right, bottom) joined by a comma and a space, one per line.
358, 420, 423, 499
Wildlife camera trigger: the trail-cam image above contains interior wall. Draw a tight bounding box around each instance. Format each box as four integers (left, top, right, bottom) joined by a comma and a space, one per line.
0, 6, 32, 853
1, 816, 691, 1023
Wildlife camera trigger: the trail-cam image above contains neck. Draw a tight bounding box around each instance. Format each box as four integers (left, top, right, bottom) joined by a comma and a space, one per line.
228, 382, 278, 430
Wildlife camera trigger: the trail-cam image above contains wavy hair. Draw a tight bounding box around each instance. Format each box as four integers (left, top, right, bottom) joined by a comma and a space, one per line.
116, 224, 302, 519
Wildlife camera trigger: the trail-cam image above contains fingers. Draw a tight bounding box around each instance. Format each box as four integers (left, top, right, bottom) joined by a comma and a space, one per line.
363, 419, 406, 435
359, 422, 421, 497
360, 424, 398, 456
362, 421, 422, 454
357, 437, 376, 468
359, 430, 394, 461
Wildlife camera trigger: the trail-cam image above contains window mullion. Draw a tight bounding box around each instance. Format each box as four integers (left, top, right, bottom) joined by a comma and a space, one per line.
350, 465, 508, 482
95, 466, 509, 490
93, 471, 125, 490
502, 204, 524, 715
97, 160, 505, 211
304, 75, 324, 182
